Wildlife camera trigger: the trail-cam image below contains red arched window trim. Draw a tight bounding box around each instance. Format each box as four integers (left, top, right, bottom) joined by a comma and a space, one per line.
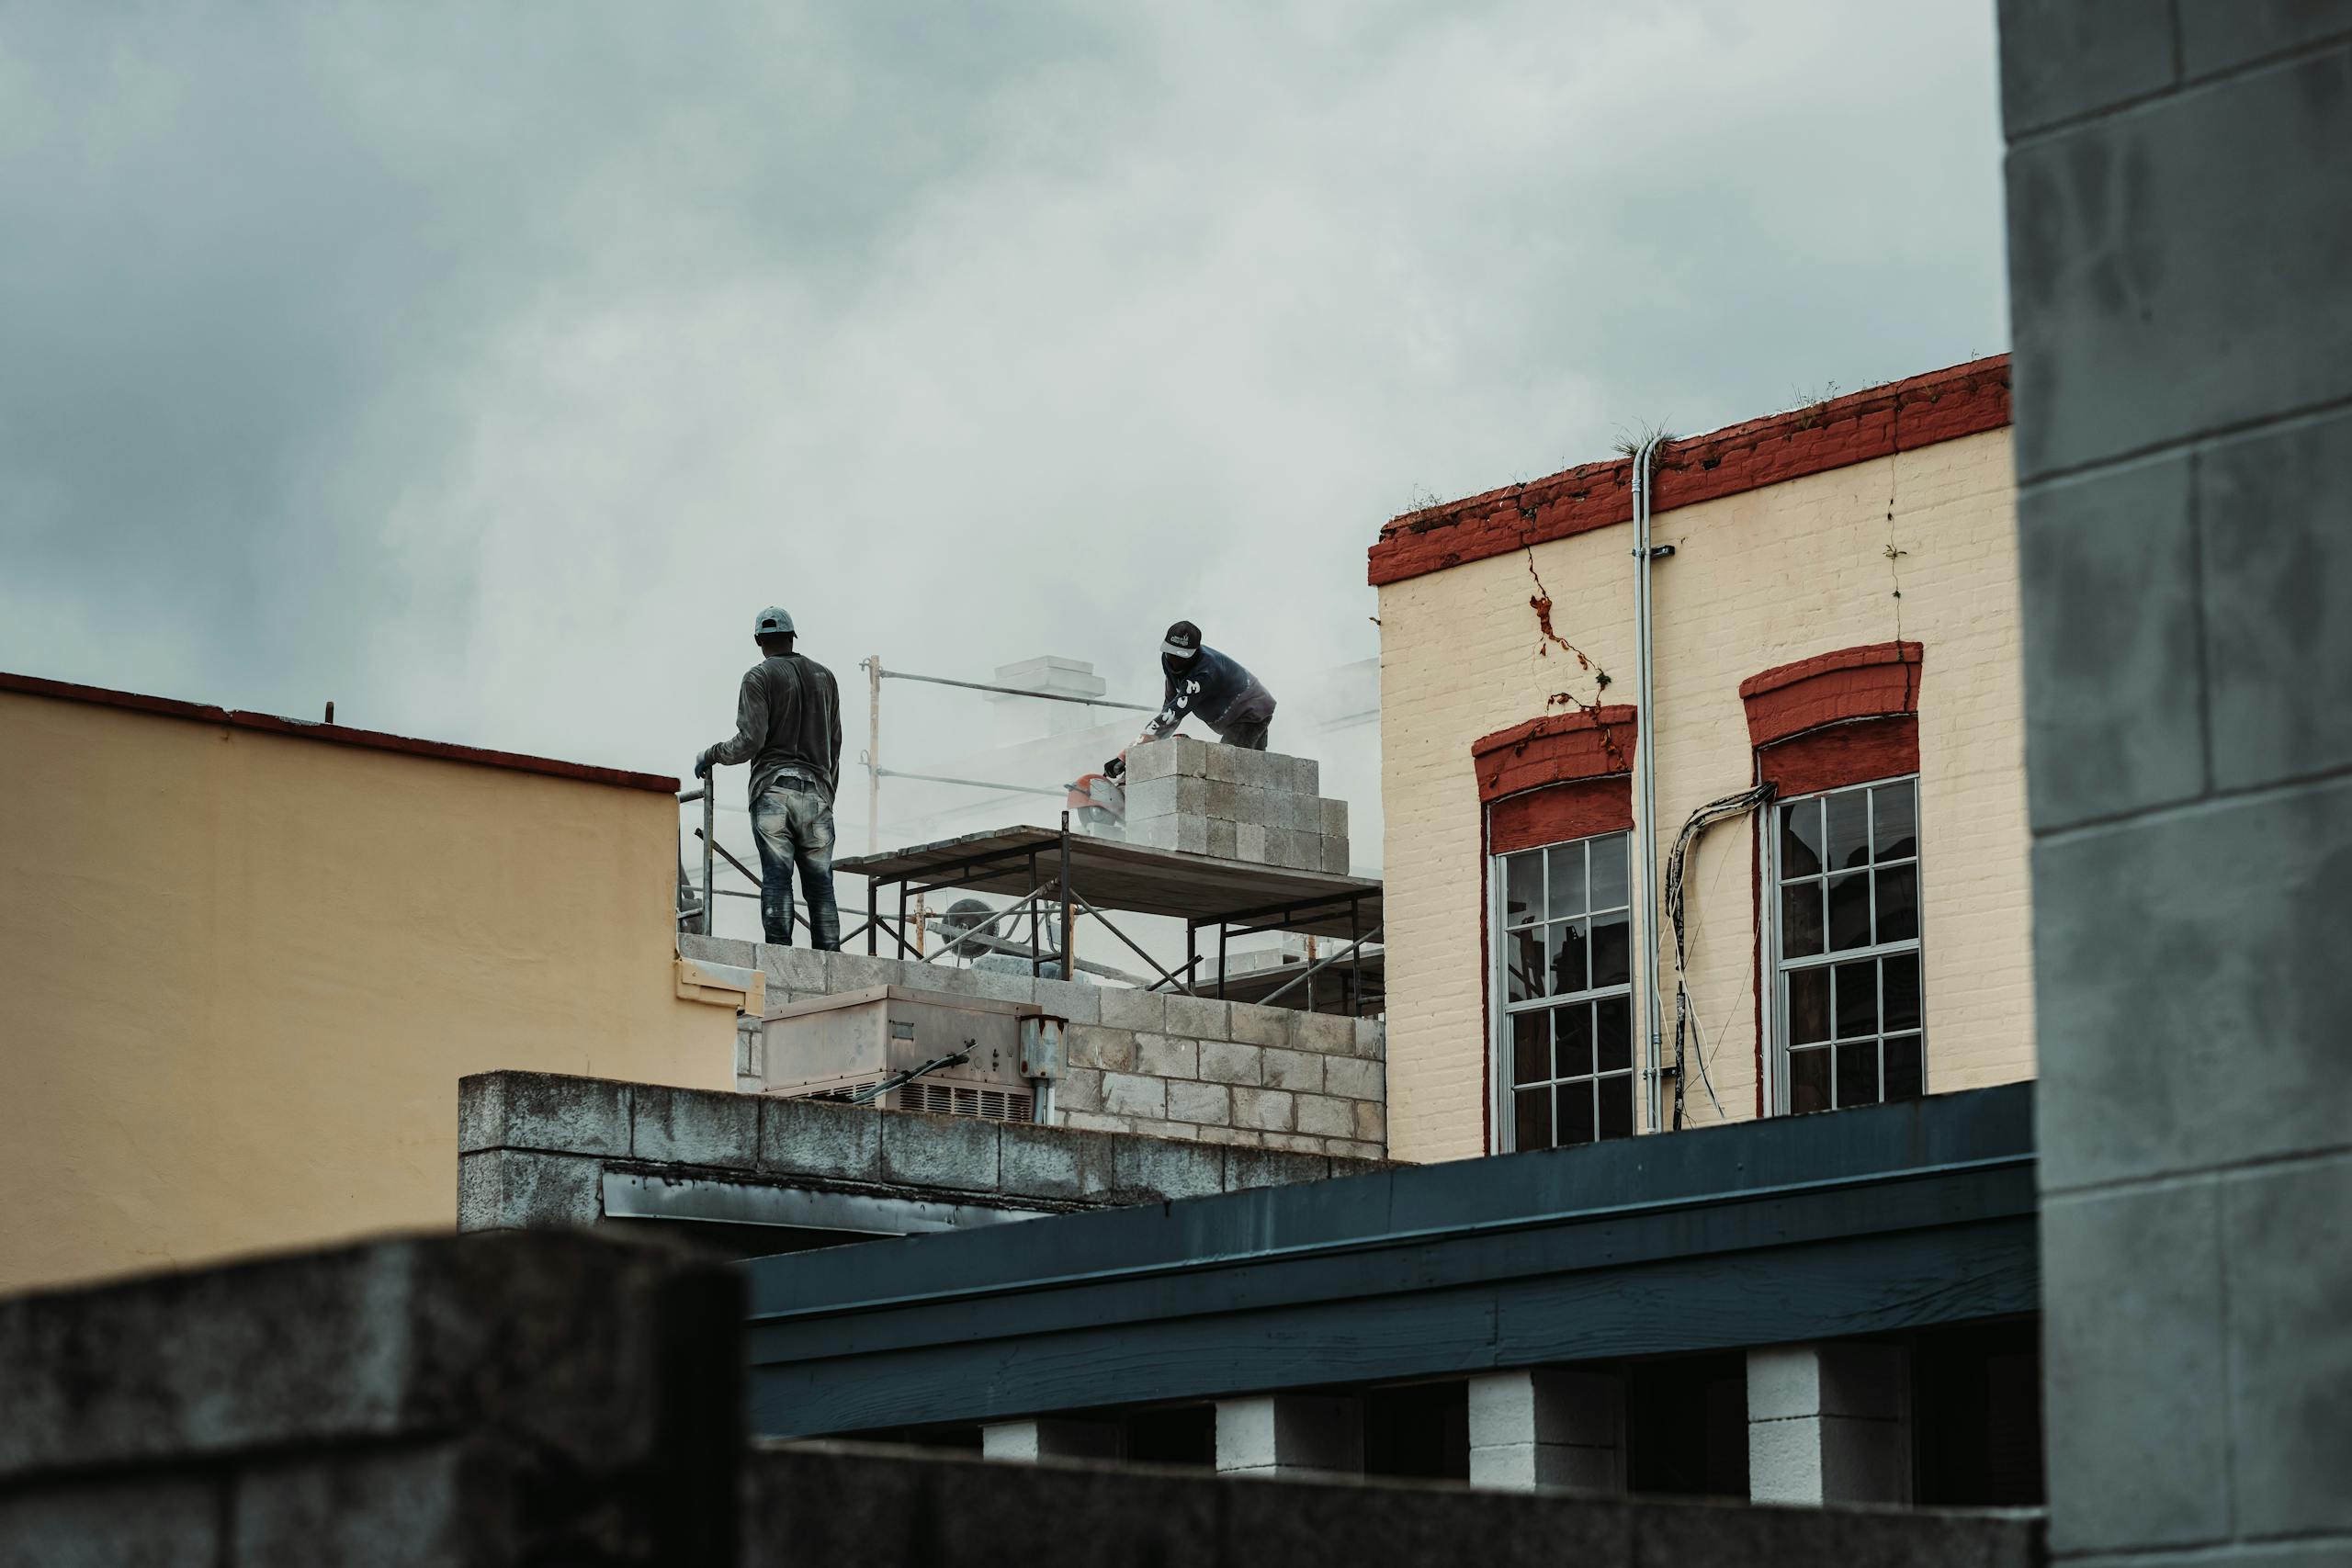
1740, 643, 1922, 795
1471, 705, 1638, 803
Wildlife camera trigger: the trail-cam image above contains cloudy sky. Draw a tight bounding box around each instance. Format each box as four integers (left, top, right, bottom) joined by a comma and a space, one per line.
0, 2, 2007, 825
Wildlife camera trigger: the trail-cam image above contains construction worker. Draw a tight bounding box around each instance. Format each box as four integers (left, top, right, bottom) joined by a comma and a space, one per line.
695, 606, 843, 950
1104, 620, 1275, 779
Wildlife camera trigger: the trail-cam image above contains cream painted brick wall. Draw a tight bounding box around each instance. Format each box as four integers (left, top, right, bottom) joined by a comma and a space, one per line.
1376, 431, 2032, 1164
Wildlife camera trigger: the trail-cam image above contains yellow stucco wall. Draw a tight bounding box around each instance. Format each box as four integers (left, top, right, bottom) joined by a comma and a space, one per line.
1376, 429, 2030, 1163
0, 689, 735, 1292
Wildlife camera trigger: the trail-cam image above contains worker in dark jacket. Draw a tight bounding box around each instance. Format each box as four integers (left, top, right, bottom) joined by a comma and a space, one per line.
1104, 621, 1275, 778
695, 606, 843, 949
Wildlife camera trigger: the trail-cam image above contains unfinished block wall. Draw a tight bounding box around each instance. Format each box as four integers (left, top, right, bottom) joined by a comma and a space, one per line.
683, 935, 1386, 1160
1122, 735, 1352, 874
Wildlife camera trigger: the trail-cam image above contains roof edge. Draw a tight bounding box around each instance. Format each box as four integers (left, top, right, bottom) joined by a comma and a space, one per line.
1368, 353, 2011, 589
0, 670, 682, 795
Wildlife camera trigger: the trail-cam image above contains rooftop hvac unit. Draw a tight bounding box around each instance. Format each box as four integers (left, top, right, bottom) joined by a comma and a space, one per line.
761, 985, 1045, 1122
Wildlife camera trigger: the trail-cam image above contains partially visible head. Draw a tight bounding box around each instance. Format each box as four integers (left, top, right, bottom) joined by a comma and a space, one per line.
1160, 620, 1202, 663
753, 604, 797, 657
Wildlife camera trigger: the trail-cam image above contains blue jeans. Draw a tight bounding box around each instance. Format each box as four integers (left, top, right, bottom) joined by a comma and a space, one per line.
751, 778, 840, 950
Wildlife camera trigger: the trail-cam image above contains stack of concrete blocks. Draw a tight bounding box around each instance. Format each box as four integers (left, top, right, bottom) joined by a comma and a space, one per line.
1121, 735, 1351, 874
681, 934, 1387, 1160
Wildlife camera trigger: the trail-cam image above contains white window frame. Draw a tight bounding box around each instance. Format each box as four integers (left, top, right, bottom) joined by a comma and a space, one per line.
1487, 829, 1639, 1153
1762, 773, 1928, 1116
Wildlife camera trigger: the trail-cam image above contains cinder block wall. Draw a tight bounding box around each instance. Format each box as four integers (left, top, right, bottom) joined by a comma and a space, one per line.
1374, 427, 2030, 1162
684, 936, 1387, 1160
1997, 5, 2352, 1562
1123, 734, 1353, 872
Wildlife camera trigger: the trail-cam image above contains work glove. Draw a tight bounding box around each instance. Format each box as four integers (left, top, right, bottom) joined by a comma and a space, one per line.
1103, 754, 1126, 781
693, 748, 716, 779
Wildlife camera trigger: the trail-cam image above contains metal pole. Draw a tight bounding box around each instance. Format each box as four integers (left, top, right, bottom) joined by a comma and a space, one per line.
700, 787, 717, 938
1057, 811, 1076, 984
1028, 851, 1041, 978
866, 655, 883, 855
1186, 922, 1198, 998
866, 875, 878, 956
1217, 921, 1228, 1001
1351, 896, 1363, 1019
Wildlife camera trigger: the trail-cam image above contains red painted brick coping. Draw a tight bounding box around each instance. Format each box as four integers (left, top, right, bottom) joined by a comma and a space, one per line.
0, 670, 682, 795
1368, 355, 2011, 588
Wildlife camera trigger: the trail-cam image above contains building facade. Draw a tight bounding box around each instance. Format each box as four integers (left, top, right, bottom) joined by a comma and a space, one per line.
0, 671, 738, 1293
1370, 359, 2030, 1163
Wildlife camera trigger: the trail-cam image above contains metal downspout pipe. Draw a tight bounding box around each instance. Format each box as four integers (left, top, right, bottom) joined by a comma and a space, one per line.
1631, 434, 1666, 1134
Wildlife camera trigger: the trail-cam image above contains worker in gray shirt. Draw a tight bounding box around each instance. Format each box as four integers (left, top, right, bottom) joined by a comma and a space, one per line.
695, 606, 843, 950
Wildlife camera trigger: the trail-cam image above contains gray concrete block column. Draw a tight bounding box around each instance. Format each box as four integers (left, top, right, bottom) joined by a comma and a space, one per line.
1746, 1343, 1911, 1506
1213, 1394, 1363, 1478
1466, 1369, 1623, 1493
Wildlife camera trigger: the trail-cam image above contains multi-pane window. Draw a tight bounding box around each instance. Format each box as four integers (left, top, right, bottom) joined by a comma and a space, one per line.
1774, 777, 1924, 1113
1496, 832, 1635, 1149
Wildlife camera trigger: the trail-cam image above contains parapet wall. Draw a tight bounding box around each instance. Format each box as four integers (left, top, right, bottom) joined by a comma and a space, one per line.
459, 1069, 1389, 1236
682, 934, 1387, 1160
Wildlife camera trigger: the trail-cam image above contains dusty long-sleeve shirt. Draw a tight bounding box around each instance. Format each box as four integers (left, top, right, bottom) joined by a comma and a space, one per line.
706, 652, 842, 805
1139, 646, 1272, 742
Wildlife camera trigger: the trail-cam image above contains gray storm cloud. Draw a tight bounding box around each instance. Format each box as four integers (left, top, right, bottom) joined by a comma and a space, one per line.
0, 0, 2007, 818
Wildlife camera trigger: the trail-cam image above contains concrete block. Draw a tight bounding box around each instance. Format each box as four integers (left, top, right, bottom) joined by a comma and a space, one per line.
1261, 1048, 1323, 1093
1192, 1124, 1261, 1147
1261, 1131, 1325, 1154
1995, 0, 2175, 135
1102, 1072, 1167, 1119
757, 943, 828, 993
1290, 1009, 1357, 1057
460, 1072, 629, 1156
0, 1477, 220, 1568
2034, 774, 2352, 1190
1099, 987, 1168, 1032
2018, 456, 2205, 830
1329, 1138, 1385, 1164
1032, 976, 1102, 1025
1164, 993, 1230, 1040
1216, 1393, 1361, 1475
1111, 1134, 1225, 1200
1068, 1025, 1137, 1073
879, 1111, 1001, 1192
1352, 1100, 1387, 1146
824, 950, 902, 991
1232, 1087, 1295, 1133
458, 1149, 604, 1231
1206, 819, 1238, 860
1126, 739, 1179, 784
2005, 47, 2352, 479
1135, 1033, 1199, 1079
1167, 816, 1210, 855
1125, 816, 1175, 852
1323, 1056, 1385, 1102
631, 1085, 760, 1171
1295, 1094, 1354, 1139
1057, 1111, 1133, 1135
1321, 838, 1351, 874
2177, 0, 2352, 75
2221, 1150, 2352, 1536
1228, 1001, 1296, 1050
1236, 822, 1271, 862
678, 932, 758, 969
1056, 1066, 1103, 1113
2200, 405, 2352, 788
1168, 1079, 1231, 1126
1352, 1018, 1385, 1059
1206, 743, 1249, 784
1200, 1040, 1263, 1086
1319, 798, 1350, 838
1204, 779, 1245, 819
981, 1416, 1123, 1462
759, 1096, 882, 1182
963, 965, 1037, 1006
1000, 1122, 1118, 1201
1126, 774, 1208, 820
1226, 1145, 1329, 1190
2041, 1182, 2232, 1552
